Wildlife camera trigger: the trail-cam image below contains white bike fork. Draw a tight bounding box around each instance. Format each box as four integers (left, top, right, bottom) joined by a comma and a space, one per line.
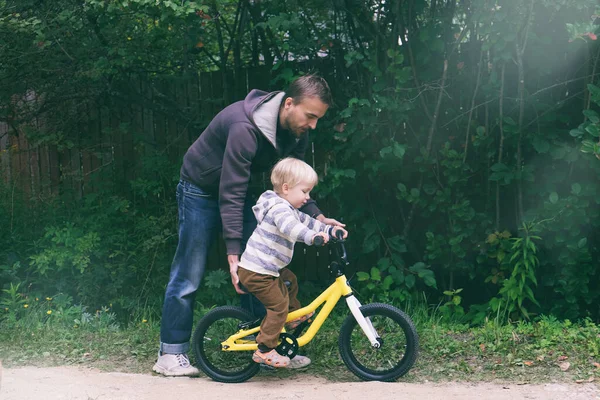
345, 295, 380, 348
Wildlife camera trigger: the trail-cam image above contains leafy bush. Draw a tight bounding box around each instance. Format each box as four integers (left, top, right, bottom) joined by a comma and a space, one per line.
1, 0, 600, 325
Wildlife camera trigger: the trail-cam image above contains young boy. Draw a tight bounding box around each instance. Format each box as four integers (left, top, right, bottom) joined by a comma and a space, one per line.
237, 157, 347, 368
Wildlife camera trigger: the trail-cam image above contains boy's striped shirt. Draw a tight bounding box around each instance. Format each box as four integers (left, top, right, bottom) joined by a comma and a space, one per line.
239, 190, 331, 276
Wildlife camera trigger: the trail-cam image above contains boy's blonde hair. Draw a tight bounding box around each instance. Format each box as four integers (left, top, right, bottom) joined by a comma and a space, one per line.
271, 158, 318, 193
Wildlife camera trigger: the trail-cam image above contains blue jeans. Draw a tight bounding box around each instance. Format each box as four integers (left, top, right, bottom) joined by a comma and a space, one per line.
159, 180, 264, 355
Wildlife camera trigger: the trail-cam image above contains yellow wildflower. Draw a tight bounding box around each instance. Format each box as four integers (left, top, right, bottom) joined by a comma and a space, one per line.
24, 304, 29, 308
142, 319, 148, 323
46, 297, 52, 301
47, 310, 52, 315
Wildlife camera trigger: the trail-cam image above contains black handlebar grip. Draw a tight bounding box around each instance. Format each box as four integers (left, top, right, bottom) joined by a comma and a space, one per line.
313, 235, 325, 246
334, 229, 344, 240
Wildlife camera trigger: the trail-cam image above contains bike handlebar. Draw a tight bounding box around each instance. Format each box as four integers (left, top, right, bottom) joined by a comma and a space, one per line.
313, 235, 325, 246
313, 228, 346, 247
311, 228, 350, 277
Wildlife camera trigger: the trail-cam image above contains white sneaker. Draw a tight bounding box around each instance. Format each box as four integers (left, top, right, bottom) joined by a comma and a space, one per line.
152, 353, 200, 377
288, 355, 311, 369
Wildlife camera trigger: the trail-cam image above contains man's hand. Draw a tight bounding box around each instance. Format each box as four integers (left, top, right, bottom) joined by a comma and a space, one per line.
228, 255, 247, 294
316, 214, 346, 227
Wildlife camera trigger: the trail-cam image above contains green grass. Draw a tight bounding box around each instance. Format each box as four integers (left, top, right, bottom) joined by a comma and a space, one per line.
0, 318, 159, 373
1, 301, 600, 383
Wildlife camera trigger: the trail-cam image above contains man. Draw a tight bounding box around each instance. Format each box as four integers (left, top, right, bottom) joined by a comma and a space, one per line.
153, 75, 344, 376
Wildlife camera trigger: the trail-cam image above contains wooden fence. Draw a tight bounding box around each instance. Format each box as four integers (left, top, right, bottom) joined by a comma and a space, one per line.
0, 66, 334, 281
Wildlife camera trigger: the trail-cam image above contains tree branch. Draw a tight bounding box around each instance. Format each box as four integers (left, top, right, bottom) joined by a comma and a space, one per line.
462, 47, 484, 163
403, 59, 449, 239
586, 44, 600, 111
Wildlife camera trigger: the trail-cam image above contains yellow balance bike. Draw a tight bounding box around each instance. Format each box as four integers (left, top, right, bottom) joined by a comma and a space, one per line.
192, 231, 419, 383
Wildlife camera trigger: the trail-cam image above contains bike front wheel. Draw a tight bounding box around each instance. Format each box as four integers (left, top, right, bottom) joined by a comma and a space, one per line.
338, 303, 418, 381
192, 306, 259, 383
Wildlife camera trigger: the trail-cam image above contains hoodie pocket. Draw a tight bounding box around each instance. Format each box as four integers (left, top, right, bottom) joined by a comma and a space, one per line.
197, 165, 222, 184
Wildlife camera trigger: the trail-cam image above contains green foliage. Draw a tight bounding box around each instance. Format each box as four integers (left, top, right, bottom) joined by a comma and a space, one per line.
573, 85, 600, 155
438, 288, 465, 321
23, 194, 174, 313
493, 222, 542, 321
0, 289, 118, 332
0, 147, 184, 320
2, 0, 600, 326
316, 0, 600, 324
30, 224, 101, 275
0, 283, 27, 325
197, 270, 238, 307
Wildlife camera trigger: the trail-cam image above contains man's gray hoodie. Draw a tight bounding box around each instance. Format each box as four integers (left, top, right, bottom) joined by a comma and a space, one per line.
180, 90, 321, 255
238, 190, 330, 277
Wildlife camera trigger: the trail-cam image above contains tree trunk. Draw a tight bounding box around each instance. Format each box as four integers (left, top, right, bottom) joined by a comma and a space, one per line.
496, 64, 506, 231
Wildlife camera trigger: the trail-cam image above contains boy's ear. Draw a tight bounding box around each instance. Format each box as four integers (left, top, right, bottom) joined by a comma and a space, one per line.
281, 183, 289, 193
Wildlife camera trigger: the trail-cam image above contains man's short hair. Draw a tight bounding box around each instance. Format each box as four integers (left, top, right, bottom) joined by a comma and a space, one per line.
271, 158, 318, 193
285, 74, 332, 106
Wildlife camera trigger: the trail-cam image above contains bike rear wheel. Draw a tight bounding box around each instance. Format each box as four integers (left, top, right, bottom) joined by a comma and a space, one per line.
338, 303, 418, 381
192, 306, 259, 383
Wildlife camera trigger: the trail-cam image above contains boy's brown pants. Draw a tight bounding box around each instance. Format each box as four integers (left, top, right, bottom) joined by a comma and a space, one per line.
238, 267, 301, 349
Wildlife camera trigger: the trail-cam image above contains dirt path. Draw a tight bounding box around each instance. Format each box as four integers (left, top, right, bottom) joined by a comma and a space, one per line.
1, 366, 599, 400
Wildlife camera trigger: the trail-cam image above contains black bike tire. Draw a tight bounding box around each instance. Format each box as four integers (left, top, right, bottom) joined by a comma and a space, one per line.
338, 303, 419, 381
192, 306, 260, 383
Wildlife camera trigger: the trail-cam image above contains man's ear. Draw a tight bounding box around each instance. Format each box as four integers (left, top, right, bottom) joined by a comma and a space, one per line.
283, 97, 293, 109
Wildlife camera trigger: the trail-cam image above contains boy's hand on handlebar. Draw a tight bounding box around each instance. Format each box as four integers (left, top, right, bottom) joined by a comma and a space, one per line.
227, 255, 247, 295
312, 232, 329, 246
331, 226, 348, 240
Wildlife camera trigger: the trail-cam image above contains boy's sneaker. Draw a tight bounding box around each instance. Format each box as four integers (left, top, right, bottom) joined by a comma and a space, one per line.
288, 355, 311, 369
152, 353, 200, 377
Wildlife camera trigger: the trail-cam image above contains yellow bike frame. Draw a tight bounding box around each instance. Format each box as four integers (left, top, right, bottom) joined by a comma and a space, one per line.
221, 275, 353, 352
